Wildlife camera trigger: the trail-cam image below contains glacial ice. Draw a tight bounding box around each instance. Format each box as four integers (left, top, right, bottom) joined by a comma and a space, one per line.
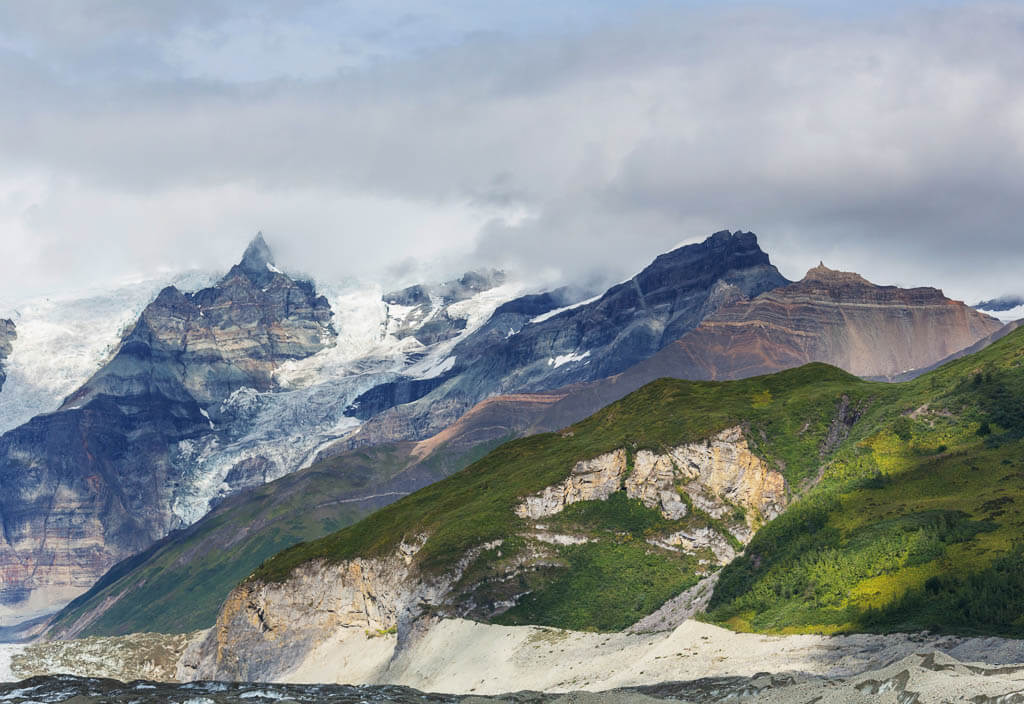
0, 271, 216, 435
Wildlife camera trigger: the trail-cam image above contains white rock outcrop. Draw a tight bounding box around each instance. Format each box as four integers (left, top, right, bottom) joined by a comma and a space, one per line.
515, 426, 788, 529
515, 449, 627, 519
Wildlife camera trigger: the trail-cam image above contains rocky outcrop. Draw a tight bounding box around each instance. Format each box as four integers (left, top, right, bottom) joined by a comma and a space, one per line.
648, 527, 738, 565
345, 231, 789, 444
515, 450, 627, 519
515, 427, 788, 532
185, 537, 472, 682
0, 234, 334, 630
0, 318, 14, 392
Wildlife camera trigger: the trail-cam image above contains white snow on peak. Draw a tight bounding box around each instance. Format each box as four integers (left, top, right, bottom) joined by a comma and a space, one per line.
530, 293, 602, 325
977, 304, 1024, 323
172, 278, 525, 525
548, 350, 591, 368
0, 271, 216, 435
266, 262, 283, 274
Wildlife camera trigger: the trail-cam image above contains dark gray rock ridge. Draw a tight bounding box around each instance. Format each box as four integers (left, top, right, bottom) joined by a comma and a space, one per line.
346, 230, 790, 444
0, 233, 334, 630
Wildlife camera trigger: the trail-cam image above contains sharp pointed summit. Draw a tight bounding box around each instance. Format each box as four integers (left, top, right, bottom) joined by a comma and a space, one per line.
239, 231, 275, 277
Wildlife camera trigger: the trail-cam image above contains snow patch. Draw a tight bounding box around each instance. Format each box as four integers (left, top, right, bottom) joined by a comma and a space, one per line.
410, 355, 456, 380
0, 644, 26, 683
266, 262, 282, 274
530, 293, 602, 324
0, 271, 216, 435
548, 350, 591, 368
978, 304, 1024, 323
199, 408, 215, 430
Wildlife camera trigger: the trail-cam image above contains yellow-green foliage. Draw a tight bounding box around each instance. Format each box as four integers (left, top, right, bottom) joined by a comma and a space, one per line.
707, 328, 1024, 636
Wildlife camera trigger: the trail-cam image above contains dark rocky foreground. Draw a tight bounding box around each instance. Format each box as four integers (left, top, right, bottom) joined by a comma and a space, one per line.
0, 673, 817, 704
6, 660, 1024, 704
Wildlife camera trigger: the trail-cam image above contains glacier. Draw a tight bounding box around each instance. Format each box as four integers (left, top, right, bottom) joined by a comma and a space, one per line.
169, 278, 525, 526
0, 271, 216, 435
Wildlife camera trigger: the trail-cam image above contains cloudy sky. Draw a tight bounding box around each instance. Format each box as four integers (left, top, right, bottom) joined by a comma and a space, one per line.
1, 0, 1022, 304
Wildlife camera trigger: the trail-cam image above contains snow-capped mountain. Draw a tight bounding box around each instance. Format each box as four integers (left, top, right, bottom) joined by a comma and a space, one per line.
0, 271, 218, 434
0, 234, 526, 632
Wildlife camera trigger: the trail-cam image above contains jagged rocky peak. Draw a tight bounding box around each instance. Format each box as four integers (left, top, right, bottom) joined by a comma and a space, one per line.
65, 233, 334, 410
975, 294, 1024, 312
383, 268, 507, 345
802, 261, 871, 286
228, 231, 284, 288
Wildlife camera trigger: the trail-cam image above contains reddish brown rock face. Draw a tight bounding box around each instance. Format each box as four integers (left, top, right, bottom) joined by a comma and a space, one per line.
659, 263, 1004, 381
525, 265, 1005, 436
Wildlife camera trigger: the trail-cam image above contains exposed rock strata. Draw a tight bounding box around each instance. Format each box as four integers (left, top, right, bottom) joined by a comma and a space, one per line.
524, 265, 1005, 436
652, 263, 1004, 381
186, 536, 473, 682
515, 427, 788, 532
346, 231, 789, 444
0, 234, 334, 629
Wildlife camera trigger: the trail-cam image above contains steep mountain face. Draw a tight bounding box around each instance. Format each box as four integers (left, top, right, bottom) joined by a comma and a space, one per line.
0, 235, 335, 632
345, 231, 789, 444
0, 319, 14, 392
44, 389, 566, 639
521, 264, 1004, 434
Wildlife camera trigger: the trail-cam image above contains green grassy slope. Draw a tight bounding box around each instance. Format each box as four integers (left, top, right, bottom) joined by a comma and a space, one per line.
253, 328, 1024, 636
705, 327, 1024, 635
251, 363, 878, 631
46, 437, 503, 638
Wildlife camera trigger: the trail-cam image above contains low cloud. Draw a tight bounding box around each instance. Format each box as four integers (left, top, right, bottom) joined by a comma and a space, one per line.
0, 2, 1022, 304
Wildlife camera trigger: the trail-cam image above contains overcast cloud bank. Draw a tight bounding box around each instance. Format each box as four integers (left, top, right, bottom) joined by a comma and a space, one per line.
0, 1, 1021, 304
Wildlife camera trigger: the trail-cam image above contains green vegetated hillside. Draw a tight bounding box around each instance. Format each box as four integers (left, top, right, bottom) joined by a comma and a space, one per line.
253, 327, 1024, 637
252, 363, 879, 632
47, 436, 503, 638
705, 326, 1024, 636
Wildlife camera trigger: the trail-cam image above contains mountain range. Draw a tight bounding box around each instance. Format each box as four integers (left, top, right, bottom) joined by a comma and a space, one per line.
0, 228, 1016, 647
0, 228, 999, 648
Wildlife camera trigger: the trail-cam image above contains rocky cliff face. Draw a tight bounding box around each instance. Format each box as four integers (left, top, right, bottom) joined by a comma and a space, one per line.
0, 318, 14, 392
191, 426, 786, 682
346, 231, 789, 444
668, 263, 1004, 380
516, 426, 788, 542
523, 264, 1005, 435
184, 537, 466, 682
0, 234, 334, 632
